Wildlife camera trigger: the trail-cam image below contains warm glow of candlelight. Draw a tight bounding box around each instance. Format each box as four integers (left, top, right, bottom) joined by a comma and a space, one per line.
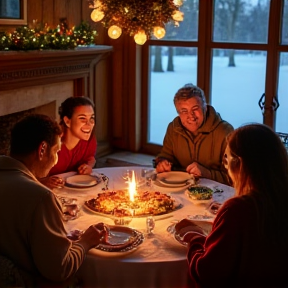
128, 170, 137, 202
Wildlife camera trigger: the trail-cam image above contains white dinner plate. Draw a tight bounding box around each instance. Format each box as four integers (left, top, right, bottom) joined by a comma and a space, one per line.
167, 220, 213, 246
153, 180, 193, 192
157, 171, 194, 185
67, 226, 144, 256
95, 226, 144, 255
65, 175, 99, 188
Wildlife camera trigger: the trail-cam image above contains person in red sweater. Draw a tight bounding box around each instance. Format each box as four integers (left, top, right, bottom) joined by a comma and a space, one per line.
175, 123, 288, 288
41, 96, 97, 189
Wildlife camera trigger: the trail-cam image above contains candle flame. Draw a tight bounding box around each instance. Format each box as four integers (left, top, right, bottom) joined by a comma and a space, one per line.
128, 170, 137, 202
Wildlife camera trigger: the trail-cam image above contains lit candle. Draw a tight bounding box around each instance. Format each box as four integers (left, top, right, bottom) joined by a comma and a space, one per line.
128, 170, 137, 202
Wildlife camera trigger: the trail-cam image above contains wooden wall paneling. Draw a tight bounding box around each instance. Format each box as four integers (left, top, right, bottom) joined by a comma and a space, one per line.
94, 58, 112, 156
111, 37, 125, 147
81, 0, 91, 21
27, 0, 42, 25
67, 0, 82, 26
42, 0, 54, 26
53, 0, 68, 26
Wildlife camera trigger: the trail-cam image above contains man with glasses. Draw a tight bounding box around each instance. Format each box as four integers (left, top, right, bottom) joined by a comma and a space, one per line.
155, 83, 233, 185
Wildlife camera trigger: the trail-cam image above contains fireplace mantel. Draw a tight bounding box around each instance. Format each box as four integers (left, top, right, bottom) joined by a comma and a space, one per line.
0, 45, 113, 157
0, 45, 113, 95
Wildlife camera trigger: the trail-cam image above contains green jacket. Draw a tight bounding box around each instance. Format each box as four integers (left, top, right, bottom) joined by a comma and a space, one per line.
157, 105, 234, 185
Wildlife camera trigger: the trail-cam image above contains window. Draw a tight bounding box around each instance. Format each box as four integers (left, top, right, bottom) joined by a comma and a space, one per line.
142, 0, 288, 152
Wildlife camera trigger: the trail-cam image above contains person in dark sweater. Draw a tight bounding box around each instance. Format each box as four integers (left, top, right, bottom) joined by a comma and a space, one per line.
175, 123, 288, 287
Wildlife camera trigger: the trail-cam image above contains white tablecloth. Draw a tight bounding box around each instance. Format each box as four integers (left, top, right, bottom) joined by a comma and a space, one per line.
53, 166, 235, 288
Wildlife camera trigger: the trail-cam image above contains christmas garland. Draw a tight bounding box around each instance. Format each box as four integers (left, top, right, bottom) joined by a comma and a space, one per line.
0, 21, 97, 51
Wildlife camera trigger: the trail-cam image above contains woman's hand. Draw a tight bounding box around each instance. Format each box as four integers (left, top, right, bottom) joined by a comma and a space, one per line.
39, 176, 65, 189
175, 219, 206, 242
156, 160, 172, 173
78, 163, 93, 175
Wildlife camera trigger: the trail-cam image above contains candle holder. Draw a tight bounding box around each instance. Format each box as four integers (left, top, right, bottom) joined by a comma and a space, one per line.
112, 208, 134, 226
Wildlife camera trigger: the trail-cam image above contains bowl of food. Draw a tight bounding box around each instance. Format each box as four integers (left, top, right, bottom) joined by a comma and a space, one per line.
186, 185, 213, 205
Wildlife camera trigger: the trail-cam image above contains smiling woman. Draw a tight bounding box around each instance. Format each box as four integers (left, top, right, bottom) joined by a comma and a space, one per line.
39, 96, 97, 189
0, 0, 27, 25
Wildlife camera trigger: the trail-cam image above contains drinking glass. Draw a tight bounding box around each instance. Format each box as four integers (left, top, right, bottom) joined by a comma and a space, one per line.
146, 216, 155, 235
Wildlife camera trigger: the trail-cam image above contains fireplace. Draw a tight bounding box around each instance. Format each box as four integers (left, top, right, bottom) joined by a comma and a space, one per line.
0, 45, 113, 156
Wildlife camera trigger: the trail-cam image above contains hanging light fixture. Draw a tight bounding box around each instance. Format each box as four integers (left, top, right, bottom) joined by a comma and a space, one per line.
90, 9, 105, 22
153, 25, 166, 39
134, 30, 147, 45
108, 25, 122, 39
88, 0, 184, 45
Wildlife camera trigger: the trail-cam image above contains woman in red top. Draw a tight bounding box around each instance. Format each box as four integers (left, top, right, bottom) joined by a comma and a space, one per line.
41, 96, 97, 189
175, 124, 288, 287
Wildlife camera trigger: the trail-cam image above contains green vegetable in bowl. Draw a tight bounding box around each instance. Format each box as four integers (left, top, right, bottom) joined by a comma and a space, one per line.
187, 185, 213, 200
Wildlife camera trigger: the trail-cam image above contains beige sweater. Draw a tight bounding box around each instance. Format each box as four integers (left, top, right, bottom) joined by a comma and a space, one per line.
0, 156, 85, 286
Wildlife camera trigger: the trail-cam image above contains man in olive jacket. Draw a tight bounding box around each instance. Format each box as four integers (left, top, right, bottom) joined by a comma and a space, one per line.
155, 83, 233, 185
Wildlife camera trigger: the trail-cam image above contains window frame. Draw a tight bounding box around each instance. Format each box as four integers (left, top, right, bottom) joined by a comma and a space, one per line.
140, 0, 288, 155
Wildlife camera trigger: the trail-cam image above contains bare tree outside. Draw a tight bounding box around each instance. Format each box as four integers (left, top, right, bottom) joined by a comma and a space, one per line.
153, 46, 164, 72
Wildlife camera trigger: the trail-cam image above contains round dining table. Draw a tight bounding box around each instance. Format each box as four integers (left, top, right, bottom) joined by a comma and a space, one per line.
53, 166, 235, 288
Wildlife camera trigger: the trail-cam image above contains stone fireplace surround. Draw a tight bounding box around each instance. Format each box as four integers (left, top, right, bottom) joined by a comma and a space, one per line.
0, 45, 113, 155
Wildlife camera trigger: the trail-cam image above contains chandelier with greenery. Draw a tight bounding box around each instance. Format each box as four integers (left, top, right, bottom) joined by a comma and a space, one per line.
88, 0, 184, 45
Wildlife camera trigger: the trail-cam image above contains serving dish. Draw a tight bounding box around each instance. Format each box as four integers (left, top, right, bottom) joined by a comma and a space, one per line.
84, 190, 182, 217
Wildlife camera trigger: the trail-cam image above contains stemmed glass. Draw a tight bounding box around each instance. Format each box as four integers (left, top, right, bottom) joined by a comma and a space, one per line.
146, 216, 155, 237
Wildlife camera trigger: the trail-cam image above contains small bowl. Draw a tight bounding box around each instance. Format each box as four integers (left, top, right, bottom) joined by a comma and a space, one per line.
185, 185, 213, 205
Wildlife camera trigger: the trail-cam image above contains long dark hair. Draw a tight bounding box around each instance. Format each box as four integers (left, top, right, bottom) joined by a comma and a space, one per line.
227, 123, 288, 242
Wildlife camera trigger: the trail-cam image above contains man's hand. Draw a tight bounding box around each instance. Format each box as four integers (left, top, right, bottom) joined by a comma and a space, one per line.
186, 162, 211, 179
156, 160, 172, 173
40, 176, 65, 189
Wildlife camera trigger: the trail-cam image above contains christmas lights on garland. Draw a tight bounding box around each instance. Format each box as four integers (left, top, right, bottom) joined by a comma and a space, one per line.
0, 21, 97, 51
88, 0, 184, 45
